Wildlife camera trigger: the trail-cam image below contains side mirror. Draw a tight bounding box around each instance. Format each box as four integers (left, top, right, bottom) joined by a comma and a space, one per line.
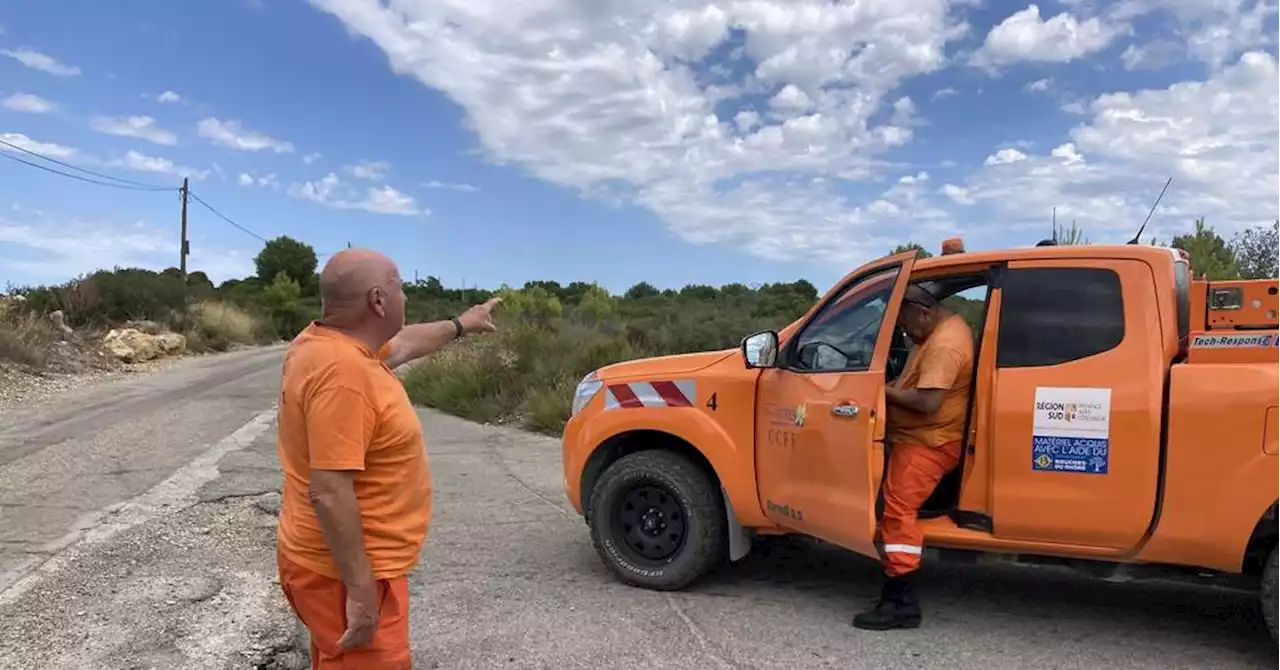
742, 330, 779, 369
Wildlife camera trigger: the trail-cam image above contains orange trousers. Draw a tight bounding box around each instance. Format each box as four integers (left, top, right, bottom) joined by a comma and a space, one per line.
874, 440, 962, 577
277, 552, 414, 669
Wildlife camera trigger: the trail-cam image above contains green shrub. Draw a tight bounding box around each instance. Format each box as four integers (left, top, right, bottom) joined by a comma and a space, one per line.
15, 267, 188, 329
257, 273, 314, 340
400, 286, 811, 435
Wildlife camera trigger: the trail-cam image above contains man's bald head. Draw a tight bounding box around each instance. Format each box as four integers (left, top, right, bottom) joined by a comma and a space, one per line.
318, 248, 406, 339
903, 284, 939, 308
320, 248, 399, 304
898, 283, 949, 343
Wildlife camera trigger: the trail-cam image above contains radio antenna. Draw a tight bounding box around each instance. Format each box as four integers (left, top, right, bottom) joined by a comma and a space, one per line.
1127, 176, 1172, 245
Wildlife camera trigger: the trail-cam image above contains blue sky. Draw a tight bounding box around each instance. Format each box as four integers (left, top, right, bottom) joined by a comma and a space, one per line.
1, 0, 1276, 295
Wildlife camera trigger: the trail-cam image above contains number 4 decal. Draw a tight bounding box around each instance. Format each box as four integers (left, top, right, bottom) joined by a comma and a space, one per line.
706, 392, 718, 411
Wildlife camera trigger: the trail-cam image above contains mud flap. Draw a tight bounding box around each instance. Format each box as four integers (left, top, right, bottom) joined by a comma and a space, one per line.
722, 487, 752, 562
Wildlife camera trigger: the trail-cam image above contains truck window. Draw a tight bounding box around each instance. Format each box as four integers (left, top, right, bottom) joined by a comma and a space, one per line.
790, 266, 899, 373
996, 267, 1125, 367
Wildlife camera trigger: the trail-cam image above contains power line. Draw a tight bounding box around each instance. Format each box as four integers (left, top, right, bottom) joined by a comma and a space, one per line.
187, 189, 268, 242
0, 147, 177, 192
0, 137, 175, 191
0, 135, 334, 263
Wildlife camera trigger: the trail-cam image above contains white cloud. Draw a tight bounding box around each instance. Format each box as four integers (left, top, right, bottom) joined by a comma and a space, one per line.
0, 213, 251, 285
0, 132, 77, 159
301, 152, 322, 165
305, 0, 968, 266
288, 172, 424, 216
196, 117, 294, 153
1120, 41, 1181, 71
111, 150, 208, 180
939, 183, 975, 205
1059, 0, 1276, 69
952, 50, 1278, 242
2, 93, 57, 114
971, 4, 1122, 69
0, 48, 80, 76
237, 171, 280, 189
931, 87, 957, 101
983, 148, 1028, 166
157, 90, 183, 104
1025, 78, 1053, 93
344, 160, 389, 181
89, 115, 178, 146
289, 1, 1276, 264
422, 180, 480, 193
0, 215, 172, 283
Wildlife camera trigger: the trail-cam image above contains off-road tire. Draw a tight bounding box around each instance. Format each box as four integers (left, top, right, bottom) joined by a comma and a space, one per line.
1263, 546, 1277, 642
587, 450, 727, 591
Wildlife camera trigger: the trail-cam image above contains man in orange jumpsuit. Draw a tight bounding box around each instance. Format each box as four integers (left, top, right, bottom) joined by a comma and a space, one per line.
853, 284, 974, 631
275, 248, 502, 667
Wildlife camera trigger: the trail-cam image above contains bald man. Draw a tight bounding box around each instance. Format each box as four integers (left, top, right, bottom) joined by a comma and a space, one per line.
274, 248, 501, 668
853, 284, 973, 631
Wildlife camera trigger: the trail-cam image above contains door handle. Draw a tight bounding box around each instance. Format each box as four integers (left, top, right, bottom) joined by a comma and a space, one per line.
832, 403, 860, 418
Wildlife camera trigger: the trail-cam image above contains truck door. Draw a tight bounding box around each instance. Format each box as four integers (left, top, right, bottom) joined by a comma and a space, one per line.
987, 258, 1164, 551
754, 252, 916, 558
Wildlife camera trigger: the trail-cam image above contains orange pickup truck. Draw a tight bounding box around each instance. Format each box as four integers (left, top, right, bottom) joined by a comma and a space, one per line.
561, 240, 1280, 639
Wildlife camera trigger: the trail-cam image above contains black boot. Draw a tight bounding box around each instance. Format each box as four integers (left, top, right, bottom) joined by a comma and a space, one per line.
852, 573, 921, 631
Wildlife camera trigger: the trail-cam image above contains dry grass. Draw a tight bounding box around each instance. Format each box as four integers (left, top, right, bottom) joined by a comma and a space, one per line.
186, 300, 262, 352
0, 306, 55, 369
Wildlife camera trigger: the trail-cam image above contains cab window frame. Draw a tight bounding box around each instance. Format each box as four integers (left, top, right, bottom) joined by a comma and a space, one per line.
781, 264, 903, 374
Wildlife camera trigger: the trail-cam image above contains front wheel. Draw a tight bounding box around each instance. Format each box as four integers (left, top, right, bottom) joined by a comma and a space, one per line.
587, 450, 727, 591
1263, 546, 1277, 642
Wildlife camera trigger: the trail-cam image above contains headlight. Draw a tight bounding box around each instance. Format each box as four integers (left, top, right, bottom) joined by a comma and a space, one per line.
571, 370, 603, 417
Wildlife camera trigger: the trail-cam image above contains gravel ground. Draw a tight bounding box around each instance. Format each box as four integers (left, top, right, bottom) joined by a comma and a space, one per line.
0, 350, 224, 411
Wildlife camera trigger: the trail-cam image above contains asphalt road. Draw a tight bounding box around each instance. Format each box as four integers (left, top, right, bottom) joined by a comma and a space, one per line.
0, 346, 1274, 669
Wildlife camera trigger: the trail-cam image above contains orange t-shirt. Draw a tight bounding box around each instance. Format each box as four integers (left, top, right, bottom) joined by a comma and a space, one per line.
275, 322, 432, 581
887, 313, 975, 448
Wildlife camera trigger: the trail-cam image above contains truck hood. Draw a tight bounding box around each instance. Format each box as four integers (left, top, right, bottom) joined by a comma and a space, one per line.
596, 349, 736, 380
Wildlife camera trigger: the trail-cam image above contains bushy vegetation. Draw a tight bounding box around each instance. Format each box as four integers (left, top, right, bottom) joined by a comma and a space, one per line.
1, 235, 326, 362
399, 278, 820, 434
3, 218, 1275, 431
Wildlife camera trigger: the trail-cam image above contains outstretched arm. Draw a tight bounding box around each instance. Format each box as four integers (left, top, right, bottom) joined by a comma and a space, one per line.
383, 297, 503, 369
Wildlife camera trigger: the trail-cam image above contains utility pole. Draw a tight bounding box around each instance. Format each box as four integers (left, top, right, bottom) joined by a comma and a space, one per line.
179, 177, 190, 278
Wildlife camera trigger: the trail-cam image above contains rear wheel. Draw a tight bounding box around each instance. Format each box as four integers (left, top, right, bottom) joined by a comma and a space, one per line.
587, 450, 726, 591
1263, 546, 1277, 642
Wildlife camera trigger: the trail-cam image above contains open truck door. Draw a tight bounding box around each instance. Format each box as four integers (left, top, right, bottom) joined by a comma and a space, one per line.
745, 250, 917, 558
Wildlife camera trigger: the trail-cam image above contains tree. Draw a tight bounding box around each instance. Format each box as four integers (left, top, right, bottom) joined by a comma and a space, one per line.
574, 284, 614, 324
624, 281, 660, 300
260, 272, 309, 338
1172, 218, 1240, 280
1230, 220, 1279, 280
679, 284, 719, 301
561, 281, 599, 306
1053, 221, 1089, 245
254, 236, 318, 287
185, 270, 215, 298
891, 242, 933, 258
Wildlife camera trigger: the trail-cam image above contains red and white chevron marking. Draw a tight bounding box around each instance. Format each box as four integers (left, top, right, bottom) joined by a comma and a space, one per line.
604, 380, 697, 409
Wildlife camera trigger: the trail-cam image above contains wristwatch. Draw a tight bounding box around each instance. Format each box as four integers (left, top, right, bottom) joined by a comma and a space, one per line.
450, 317, 465, 339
